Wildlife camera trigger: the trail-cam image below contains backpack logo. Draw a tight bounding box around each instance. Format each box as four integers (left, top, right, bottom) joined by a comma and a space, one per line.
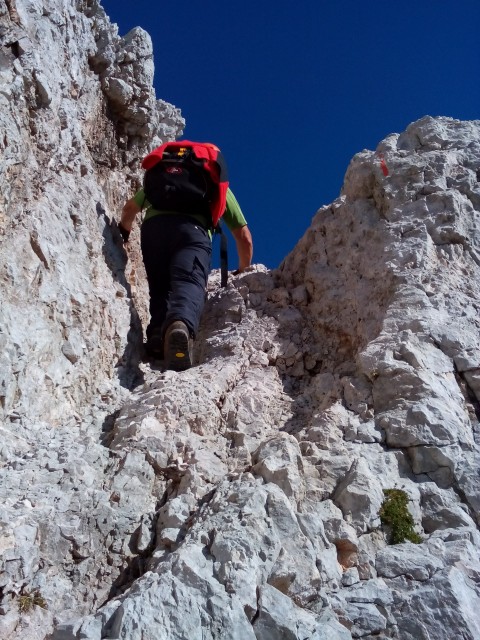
166, 166, 183, 174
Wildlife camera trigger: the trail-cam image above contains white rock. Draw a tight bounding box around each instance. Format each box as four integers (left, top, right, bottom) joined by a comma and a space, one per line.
376, 542, 443, 580
252, 433, 305, 502
2, 21, 480, 638
253, 584, 350, 640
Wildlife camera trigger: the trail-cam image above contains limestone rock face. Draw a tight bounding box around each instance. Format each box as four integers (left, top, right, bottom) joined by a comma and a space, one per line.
0, 0, 184, 637
1, 2, 480, 639
0, 0, 184, 429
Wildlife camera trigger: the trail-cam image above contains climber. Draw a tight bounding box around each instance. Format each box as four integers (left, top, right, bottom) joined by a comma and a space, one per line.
118, 140, 253, 372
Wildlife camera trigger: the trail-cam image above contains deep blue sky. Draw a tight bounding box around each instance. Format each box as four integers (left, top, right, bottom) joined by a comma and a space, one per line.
101, 0, 480, 269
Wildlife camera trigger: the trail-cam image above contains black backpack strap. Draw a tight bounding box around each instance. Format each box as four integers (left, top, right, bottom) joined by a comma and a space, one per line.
215, 221, 228, 288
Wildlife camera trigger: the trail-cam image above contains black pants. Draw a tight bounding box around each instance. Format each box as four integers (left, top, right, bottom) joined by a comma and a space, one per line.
140, 214, 212, 340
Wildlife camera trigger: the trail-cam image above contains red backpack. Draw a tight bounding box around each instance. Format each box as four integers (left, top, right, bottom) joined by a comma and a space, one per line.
141, 141, 229, 227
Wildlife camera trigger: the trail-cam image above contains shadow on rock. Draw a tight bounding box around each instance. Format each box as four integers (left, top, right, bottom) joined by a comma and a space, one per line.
97, 202, 145, 390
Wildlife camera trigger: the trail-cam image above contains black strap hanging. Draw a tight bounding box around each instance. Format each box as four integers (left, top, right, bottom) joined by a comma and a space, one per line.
215, 221, 228, 288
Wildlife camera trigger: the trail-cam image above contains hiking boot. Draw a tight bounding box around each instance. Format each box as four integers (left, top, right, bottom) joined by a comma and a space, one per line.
164, 321, 193, 371
145, 327, 164, 360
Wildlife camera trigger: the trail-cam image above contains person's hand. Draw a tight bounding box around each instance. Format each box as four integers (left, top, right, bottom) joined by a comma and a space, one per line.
233, 266, 254, 276
118, 222, 131, 243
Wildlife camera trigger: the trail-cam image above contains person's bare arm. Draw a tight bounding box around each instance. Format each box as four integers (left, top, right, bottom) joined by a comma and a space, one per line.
231, 225, 253, 272
120, 198, 142, 232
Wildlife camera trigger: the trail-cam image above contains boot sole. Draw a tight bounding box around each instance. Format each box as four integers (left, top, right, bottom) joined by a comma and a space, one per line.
166, 328, 192, 371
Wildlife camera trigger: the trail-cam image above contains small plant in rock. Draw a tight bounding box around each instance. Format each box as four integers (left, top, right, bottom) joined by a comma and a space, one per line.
379, 489, 422, 544
17, 589, 47, 614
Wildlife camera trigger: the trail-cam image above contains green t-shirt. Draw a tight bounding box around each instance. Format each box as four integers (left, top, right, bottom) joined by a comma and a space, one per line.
133, 187, 247, 233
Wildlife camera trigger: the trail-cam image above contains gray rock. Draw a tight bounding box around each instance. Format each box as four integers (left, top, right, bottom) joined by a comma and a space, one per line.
254, 584, 350, 640
388, 566, 480, 640
334, 457, 384, 534
376, 543, 443, 580
2, 11, 480, 637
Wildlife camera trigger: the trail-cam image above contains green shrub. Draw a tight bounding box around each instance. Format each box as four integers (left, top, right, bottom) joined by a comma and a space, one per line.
380, 489, 422, 544
18, 590, 47, 613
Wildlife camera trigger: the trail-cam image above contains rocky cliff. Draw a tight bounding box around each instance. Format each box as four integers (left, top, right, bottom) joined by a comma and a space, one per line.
1, 2, 480, 639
